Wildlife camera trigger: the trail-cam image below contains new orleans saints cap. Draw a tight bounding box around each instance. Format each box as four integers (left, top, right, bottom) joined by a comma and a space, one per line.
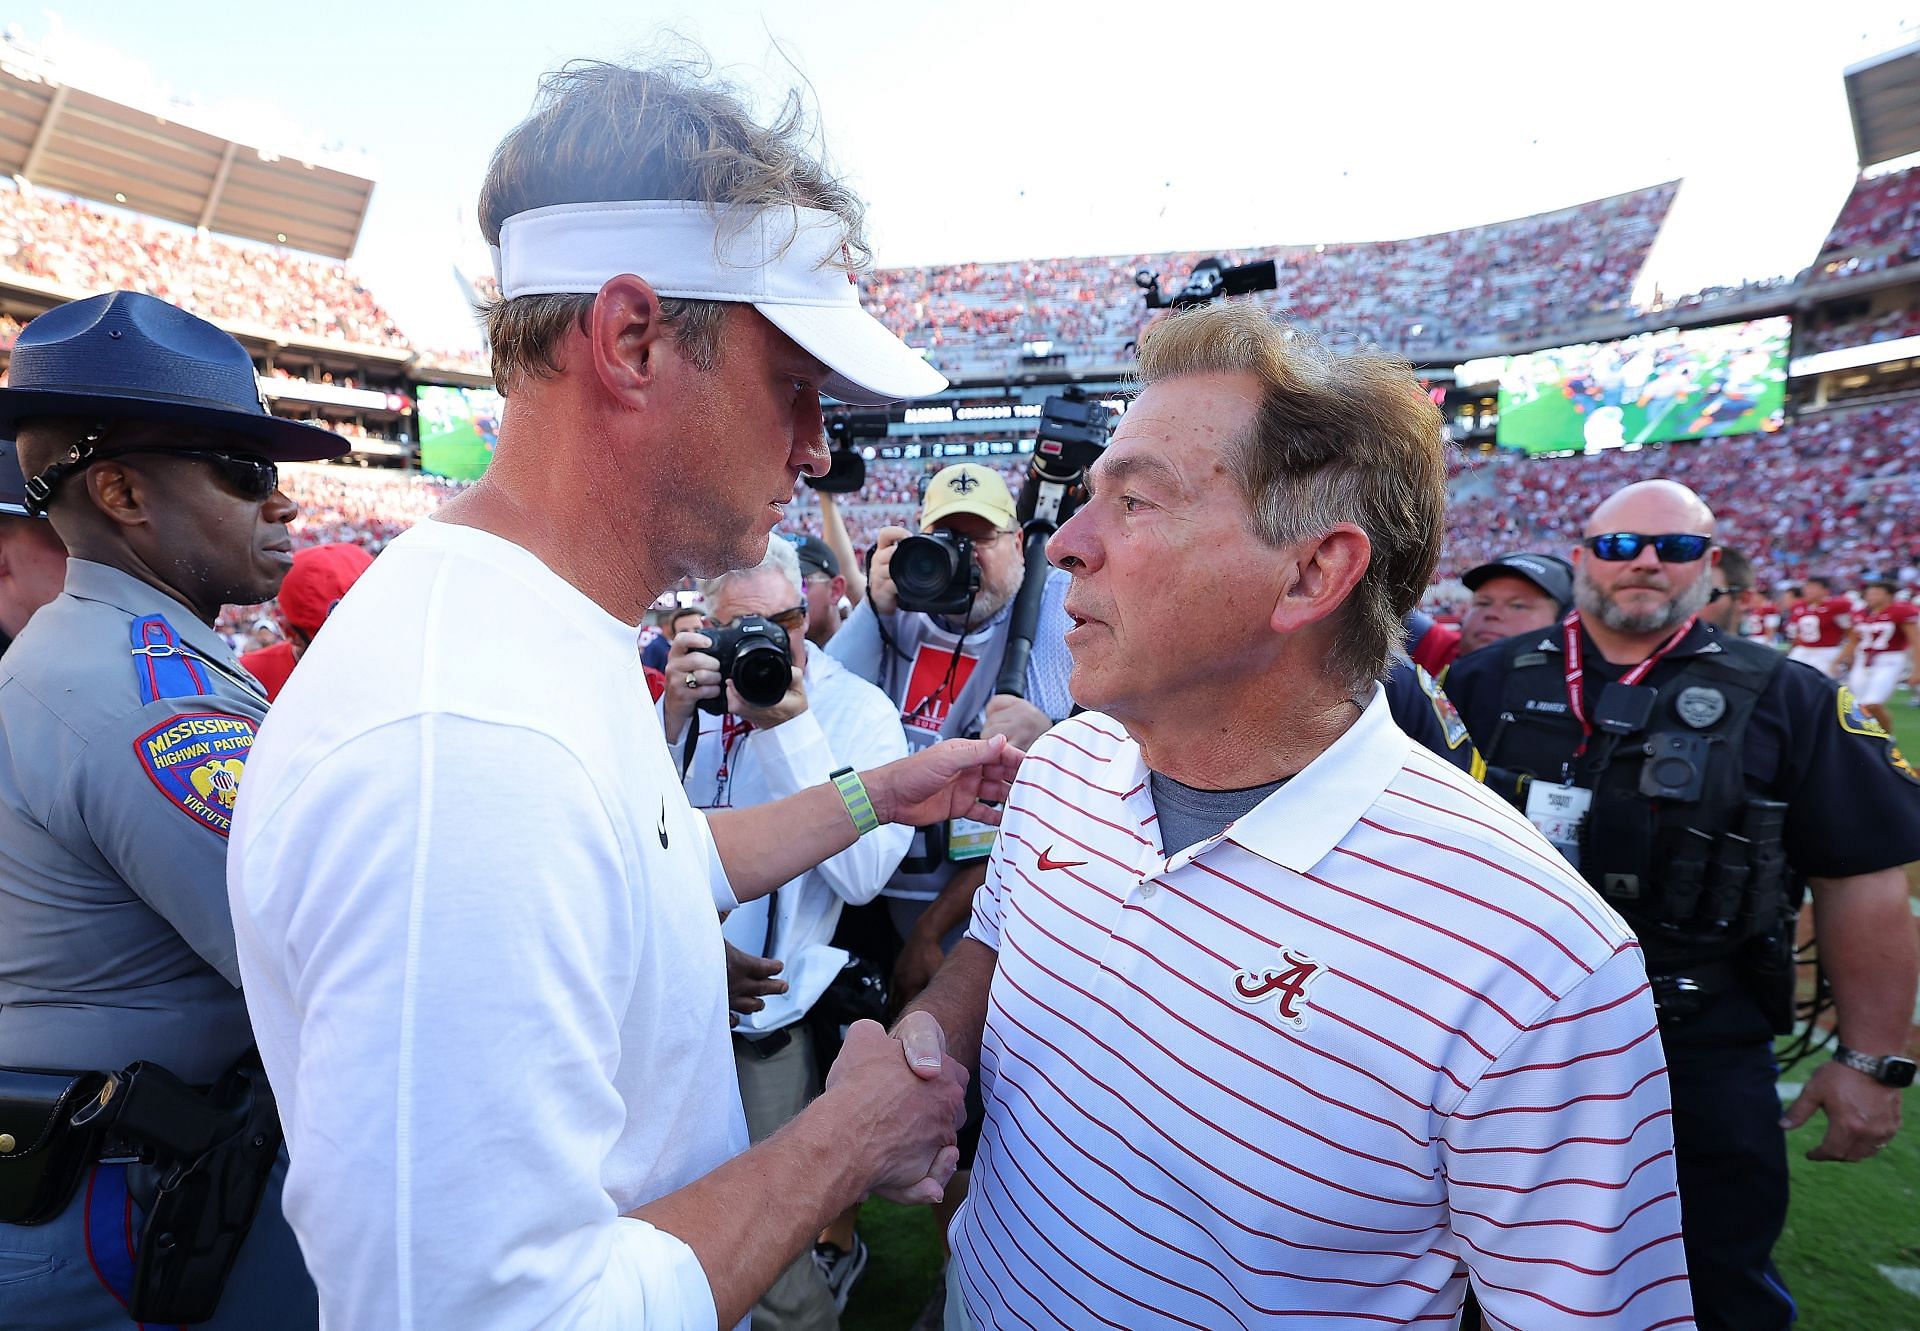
920, 463, 1016, 533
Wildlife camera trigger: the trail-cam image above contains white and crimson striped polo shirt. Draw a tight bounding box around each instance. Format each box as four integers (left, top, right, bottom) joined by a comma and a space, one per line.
954, 690, 1693, 1330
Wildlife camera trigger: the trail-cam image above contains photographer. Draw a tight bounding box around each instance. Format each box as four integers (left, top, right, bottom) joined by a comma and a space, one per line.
662, 534, 908, 1329
825, 463, 1075, 957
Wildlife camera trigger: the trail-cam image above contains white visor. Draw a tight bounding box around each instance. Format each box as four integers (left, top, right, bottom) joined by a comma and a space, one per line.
491, 200, 947, 406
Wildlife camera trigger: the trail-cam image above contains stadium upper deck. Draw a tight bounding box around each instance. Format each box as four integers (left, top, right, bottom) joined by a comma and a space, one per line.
1813, 161, 1920, 287
0, 184, 408, 350
859, 182, 1680, 376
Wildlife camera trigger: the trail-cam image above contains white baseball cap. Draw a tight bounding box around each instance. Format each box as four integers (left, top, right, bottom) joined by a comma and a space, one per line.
491, 200, 947, 406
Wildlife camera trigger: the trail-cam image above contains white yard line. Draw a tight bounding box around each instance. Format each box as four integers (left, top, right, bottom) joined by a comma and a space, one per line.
1875, 1265, 1920, 1300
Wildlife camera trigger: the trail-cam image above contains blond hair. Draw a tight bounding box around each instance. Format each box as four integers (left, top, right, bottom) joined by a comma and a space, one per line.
478, 58, 867, 393
1134, 304, 1447, 687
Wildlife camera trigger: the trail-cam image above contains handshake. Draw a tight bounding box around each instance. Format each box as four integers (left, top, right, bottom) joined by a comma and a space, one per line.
807, 1012, 968, 1205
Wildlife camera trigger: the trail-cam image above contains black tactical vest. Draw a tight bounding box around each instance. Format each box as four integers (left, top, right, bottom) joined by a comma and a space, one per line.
1481, 630, 1791, 979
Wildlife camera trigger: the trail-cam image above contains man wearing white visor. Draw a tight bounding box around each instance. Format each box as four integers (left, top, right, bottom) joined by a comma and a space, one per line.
229, 61, 1013, 1331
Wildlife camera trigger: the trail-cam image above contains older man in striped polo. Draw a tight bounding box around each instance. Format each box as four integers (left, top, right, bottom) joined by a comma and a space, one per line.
899, 303, 1694, 1330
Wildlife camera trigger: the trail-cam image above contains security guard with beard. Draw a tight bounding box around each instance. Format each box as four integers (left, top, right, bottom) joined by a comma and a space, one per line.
0, 293, 344, 1328
1446, 479, 1920, 1331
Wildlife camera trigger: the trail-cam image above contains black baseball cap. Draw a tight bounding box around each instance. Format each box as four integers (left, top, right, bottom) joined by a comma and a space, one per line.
1463, 552, 1574, 611
788, 534, 840, 580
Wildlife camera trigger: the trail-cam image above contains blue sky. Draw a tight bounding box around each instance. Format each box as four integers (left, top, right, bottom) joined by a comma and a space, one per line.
17, 1, 1915, 348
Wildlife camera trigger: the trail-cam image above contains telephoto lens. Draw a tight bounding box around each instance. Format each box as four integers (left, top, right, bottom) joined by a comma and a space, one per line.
699, 615, 794, 714
893, 530, 979, 616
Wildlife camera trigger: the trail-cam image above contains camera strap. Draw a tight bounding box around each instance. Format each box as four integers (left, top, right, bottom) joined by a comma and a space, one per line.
1561, 611, 1696, 762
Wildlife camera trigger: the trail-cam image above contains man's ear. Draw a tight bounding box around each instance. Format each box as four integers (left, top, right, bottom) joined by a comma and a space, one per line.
1270, 524, 1371, 636
831, 574, 847, 599
587, 274, 671, 407
82, 460, 151, 530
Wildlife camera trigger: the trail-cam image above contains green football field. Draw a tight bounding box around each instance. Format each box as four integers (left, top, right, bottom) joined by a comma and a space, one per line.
1498, 334, 1788, 456
419, 419, 494, 481
845, 692, 1920, 1329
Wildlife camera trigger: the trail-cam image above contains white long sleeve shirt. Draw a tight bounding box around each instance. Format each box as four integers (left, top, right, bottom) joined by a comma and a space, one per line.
230, 520, 748, 1331
674, 649, 910, 1033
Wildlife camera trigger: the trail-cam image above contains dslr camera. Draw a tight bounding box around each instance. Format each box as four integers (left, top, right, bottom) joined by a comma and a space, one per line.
698, 615, 794, 714
892, 530, 981, 617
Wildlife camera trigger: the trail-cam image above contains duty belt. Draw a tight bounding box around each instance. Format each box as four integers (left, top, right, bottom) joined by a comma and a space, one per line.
1647, 961, 1742, 1024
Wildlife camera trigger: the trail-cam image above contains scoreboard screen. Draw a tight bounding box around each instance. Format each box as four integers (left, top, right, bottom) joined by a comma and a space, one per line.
417, 385, 503, 481
1495, 317, 1789, 456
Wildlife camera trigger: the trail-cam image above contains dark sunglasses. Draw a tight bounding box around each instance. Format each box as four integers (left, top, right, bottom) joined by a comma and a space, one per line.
1585, 532, 1712, 563
25, 438, 278, 515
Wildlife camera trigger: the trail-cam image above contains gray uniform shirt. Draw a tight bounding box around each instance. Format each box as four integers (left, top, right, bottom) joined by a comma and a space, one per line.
0, 559, 265, 1084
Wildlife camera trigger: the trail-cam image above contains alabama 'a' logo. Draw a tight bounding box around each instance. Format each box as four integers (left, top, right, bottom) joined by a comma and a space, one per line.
1232, 946, 1327, 1030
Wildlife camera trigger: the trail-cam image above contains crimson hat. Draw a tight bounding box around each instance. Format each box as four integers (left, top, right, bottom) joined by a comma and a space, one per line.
277, 543, 372, 634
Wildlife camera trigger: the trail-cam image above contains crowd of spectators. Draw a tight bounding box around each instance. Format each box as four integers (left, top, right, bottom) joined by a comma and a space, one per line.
859, 182, 1678, 372
1442, 395, 1920, 593
215, 390, 1918, 650
1798, 307, 1920, 356
0, 184, 410, 348
1812, 164, 1920, 285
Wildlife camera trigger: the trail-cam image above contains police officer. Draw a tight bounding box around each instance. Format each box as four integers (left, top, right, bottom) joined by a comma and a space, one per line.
1447, 479, 1920, 1331
0, 292, 344, 1328
0, 438, 68, 652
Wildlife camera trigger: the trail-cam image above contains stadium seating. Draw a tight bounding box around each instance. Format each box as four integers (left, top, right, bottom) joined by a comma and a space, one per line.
0, 185, 410, 348
1813, 165, 1920, 285
214, 392, 1920, 648
859, 183, 1678, 373
1799, 308, 1920, 355
1443, 396, 1920, 593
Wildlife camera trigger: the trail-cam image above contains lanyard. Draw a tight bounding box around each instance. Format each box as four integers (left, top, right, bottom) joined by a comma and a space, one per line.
1562, 610, 1696, 758
711, 714, 752, 809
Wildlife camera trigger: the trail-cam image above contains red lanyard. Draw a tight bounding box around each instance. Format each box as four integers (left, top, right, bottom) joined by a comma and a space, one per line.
1562, 610, 1696, 756
711, 715, 753, 808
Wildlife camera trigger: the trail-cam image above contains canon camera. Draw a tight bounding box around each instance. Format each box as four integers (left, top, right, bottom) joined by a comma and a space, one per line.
892, 530, 981, 617
699, 615, 794, 714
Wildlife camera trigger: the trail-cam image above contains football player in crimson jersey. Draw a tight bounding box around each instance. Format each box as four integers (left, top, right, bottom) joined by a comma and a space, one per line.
1785, 574, 1852, 676
1836, 578, 1920, 734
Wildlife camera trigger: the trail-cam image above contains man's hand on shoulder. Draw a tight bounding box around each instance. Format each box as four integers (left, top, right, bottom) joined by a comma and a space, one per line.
983, 693, 1052, 750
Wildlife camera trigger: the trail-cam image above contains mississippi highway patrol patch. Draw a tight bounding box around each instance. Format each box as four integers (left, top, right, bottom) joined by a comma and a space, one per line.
133, 712, 257, 836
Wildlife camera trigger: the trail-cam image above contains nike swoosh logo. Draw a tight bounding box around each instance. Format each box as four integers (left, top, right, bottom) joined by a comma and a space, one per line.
658, 800, 670, 849
1037, 847, 1086, 872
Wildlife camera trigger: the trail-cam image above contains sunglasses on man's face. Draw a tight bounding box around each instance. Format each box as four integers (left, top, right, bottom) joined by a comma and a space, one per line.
127, 448, 280, 503
1585, 532, 1713, 563
25, 438, 279, 516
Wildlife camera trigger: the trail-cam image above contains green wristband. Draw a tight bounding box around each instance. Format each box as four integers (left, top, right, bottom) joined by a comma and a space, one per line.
831, 766, 879, 837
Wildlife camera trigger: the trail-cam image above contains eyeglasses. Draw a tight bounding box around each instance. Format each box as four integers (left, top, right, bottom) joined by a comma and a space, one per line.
24, 434, 278, 516
721, 607, 808, 633
1708, 586, 1750, 602
1585, 532, 1713, 563
130, 448, 279, 502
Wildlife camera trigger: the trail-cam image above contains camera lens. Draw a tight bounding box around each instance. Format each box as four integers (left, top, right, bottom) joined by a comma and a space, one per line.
729, 637, 792, 708
892, 535, 962, 605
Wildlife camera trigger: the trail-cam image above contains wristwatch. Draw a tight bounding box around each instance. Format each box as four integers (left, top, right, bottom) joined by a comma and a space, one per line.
1833, 1044, 1918, 1088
